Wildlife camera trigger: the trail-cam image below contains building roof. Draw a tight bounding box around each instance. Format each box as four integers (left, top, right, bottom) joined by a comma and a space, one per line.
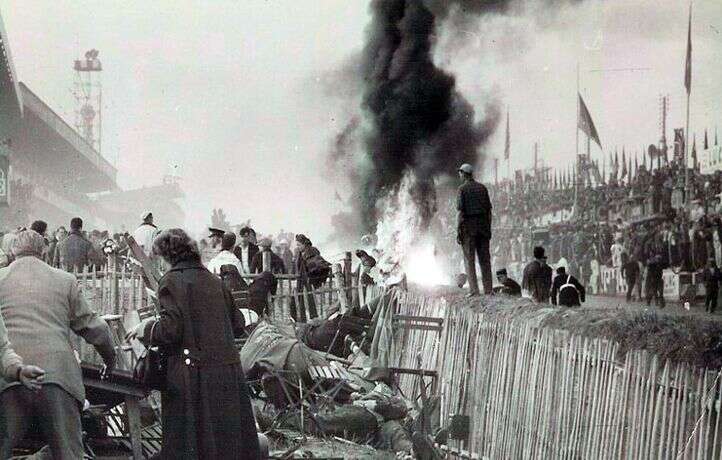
19, 82, 117, 188
0, 8, 23, 120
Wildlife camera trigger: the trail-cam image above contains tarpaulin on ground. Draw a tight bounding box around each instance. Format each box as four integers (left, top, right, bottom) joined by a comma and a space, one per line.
364, 288, 399, 381
241, 321, 318, 379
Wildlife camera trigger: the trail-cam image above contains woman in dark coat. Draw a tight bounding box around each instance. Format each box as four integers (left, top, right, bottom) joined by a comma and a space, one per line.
128, 228, 259, 459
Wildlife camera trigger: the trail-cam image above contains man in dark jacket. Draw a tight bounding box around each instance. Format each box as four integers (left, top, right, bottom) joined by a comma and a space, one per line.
492, 269, 522, 296
522, 246, 553, 303
56, 217, 97, 272
456, 163, 493, 297
703, 258, 721, 313
644, 234, 667, 308
233, 226, 259, 275
621, 254, 640, 302
550, 266, 586, 307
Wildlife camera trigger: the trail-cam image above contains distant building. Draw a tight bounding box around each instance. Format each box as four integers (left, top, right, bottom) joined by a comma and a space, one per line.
0, 10, 184, 231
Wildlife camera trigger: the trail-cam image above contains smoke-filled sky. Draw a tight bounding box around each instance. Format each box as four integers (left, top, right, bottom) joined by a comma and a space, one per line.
2, 0, 721, 241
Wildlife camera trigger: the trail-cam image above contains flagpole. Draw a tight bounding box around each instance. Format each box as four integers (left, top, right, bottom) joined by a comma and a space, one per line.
574, 63, 580, 213
684, 3, 692, 208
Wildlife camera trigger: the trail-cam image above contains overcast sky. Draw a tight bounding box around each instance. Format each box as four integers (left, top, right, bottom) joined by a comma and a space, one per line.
1, 0, 721, 240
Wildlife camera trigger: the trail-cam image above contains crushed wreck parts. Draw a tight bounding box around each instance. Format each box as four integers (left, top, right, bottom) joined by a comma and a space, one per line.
241, 286, 443, 459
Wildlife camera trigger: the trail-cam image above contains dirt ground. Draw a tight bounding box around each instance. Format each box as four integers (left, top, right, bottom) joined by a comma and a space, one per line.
269, 436, 397, 459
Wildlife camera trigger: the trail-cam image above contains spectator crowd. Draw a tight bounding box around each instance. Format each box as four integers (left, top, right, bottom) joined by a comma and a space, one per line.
483, 152, 722, 309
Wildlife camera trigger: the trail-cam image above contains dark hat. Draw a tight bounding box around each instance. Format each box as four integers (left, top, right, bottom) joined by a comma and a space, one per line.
296, 234, 312, 246
496, 269, 507, 276
30, 220, 48, 236
221, 232, 236, 250
208, 227, 224, 238
356, 250, 377, 268
533, 246, 545, 259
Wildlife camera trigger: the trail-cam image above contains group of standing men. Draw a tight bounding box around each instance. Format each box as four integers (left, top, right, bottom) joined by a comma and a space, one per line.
456, 163, 585, 307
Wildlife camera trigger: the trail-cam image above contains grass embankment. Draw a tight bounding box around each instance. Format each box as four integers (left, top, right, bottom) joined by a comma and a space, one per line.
443, 292, 722, 369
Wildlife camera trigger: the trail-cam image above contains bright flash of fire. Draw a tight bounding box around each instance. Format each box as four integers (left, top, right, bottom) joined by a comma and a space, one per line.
404, 243, 449, 286
373, 174, 451, 287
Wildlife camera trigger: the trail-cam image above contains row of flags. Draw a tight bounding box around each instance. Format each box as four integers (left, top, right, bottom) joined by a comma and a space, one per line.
501, 4, 695, 174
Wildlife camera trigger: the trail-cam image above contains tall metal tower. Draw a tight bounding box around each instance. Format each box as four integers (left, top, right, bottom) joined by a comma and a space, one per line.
72, 49, 102, 153
659, 95, 668, 160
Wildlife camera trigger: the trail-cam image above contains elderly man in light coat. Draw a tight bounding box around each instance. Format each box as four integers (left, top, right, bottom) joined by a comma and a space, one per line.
0, 230, 116, 459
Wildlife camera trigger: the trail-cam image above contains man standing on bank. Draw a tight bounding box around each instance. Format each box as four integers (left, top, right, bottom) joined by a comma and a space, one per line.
456, 163, 493, 297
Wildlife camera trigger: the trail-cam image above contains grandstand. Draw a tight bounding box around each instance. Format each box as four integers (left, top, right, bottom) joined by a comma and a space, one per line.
0, 9, 184, 231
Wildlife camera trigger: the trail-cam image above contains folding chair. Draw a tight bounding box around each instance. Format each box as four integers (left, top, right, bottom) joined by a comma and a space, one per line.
307, 363, 359, 406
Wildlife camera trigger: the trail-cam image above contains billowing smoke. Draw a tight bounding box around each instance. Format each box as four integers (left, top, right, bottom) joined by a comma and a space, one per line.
329, 0, 502, 243
325, 0, 581, 281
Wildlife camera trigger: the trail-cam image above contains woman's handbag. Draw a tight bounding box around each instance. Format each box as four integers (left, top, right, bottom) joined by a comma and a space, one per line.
133, 321, 168, 391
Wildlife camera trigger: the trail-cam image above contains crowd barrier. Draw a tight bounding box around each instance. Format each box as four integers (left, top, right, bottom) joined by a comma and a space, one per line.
391, 294, 722, 459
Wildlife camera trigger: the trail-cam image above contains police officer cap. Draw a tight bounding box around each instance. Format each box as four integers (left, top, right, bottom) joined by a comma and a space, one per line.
458, 163, 474, 174
208, 227, 224, 238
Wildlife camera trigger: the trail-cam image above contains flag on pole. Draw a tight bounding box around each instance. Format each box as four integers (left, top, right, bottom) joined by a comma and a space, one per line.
643, 147, 648, 169
691, 134, 697, 170
578, 93, 602, 149
628, 155, 633, 181
704, 129, 709, 150
621, 148, 628, 179
613, 148, 619, 179
504, 109, 510, 160
684, 4, 692, 95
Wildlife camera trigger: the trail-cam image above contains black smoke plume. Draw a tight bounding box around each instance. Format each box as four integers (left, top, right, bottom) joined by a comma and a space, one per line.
330, 0, 502, 238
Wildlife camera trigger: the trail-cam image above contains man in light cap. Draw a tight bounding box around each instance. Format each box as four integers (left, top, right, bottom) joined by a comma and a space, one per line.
456, 163, 493, 297
132, 211, 158, 257
251, 238, 286, 274
277, 239, 294, 275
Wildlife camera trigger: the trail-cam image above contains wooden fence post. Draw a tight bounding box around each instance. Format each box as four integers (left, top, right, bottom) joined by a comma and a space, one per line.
344, 251, 352, 302
262, 250, 271, 272
333, 263, 347, 313
109, 254, 120, 315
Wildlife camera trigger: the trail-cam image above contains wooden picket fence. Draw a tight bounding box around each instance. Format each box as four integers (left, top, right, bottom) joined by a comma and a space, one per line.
391, 296, 722, 460
73, 261, 149, 316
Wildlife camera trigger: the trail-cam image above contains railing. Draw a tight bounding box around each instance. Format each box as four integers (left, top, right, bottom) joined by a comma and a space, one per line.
74, 253, 378, 367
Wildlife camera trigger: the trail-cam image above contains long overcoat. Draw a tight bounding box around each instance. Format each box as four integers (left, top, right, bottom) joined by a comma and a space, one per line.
142, 259, 259, 459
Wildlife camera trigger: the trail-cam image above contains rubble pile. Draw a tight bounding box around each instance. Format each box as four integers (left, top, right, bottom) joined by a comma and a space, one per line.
240, 287, 445, 459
